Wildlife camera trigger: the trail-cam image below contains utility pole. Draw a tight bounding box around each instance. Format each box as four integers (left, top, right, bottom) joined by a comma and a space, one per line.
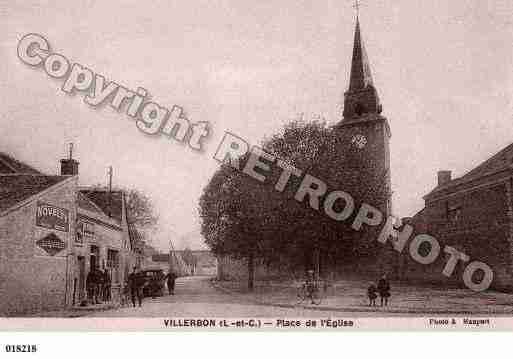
169, 238, 176, 274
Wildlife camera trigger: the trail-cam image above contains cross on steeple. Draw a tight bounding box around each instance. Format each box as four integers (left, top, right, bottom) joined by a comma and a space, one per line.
353, 0, 362, 18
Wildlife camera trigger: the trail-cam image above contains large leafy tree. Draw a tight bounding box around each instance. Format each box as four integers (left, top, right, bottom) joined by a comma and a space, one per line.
124, 188, 159, 229
264, 120, 390, 272
199, 118, 390, 288
199, 158, 276, 289
91, 184, 159, 245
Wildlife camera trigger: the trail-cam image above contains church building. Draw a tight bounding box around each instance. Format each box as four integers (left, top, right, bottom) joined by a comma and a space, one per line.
217, 16, 395, 280
335, 16, 392, 217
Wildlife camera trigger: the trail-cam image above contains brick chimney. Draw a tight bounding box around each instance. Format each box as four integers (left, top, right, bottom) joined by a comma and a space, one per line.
60, 158, 79, 175
60, 143, 79, 176
437, 170, 452, 186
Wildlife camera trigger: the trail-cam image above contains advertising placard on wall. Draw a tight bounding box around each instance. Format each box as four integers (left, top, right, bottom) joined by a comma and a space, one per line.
36, 202, 70, 232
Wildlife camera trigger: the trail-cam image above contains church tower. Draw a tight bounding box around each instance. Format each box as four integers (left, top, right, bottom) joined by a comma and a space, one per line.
335, 17, 392, 217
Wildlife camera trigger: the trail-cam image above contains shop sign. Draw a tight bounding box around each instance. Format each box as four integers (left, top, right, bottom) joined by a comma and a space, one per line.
36, 232, 67, 256
36, 202, 69, 232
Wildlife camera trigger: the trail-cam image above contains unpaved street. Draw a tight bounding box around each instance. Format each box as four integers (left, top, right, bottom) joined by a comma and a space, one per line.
89, 276, 381, 318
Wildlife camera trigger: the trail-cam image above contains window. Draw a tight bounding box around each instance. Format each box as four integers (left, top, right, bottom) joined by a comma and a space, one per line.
107, 249, 120, 283
77, 221, 94, 244
107, 249, 119, 268
83, 222, 94, 237
447, 205, 462, 223
76, 224, 83, 245
354, 102, 365, 116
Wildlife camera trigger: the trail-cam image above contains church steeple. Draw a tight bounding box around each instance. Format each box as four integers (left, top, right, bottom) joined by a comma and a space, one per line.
348, 18, 374, 91
342, 18, 382, 121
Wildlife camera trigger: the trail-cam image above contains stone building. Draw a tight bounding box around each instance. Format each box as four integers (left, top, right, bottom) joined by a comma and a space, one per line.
216, 17, 393, 281
402, 143, 513, 291
175, 250, 217, 276
330, 16, 393, 275
0, 151, 137, 315
62, 156, 135, 305
74, 186, 133, 305
0, 153, 77, 315
335, 17, 391, 207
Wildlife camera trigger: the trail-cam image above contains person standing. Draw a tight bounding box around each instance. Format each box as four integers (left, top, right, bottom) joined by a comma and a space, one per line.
95, 267, 104, 304
165, 271, 177, 295
377, 274, 391, 307
367, 282, 378, 307
86, 269, 95, 304
128, 267, 143, 307
88, 267, 102, 305
103, 268, 111, 302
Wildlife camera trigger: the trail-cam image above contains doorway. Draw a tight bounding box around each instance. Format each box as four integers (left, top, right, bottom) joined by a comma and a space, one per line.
90, 245, 100, 271
77, 256, 86, 301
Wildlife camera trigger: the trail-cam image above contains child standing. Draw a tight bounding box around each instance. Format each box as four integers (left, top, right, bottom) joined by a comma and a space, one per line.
367, 282, 378, 306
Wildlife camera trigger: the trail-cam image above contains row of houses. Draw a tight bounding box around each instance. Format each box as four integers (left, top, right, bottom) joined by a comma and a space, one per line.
172, 250, 217, 276
145, 250, 217, 277
0, 151, 144, 315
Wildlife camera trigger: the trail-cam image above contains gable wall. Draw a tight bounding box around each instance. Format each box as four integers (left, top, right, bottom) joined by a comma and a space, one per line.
0, 179, 77, 315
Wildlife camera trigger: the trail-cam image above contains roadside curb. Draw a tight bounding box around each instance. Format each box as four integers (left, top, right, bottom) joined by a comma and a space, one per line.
210, 281, 513, 316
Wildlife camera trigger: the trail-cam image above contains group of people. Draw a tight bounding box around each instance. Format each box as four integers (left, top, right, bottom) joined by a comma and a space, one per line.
367, 275, 391, 307
302, 270, 391, 308
124, 267, 178, 308
85, 267, 112, 305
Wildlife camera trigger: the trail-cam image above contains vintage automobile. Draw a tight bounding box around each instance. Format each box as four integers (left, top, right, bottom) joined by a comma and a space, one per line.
140, 269, 166, 297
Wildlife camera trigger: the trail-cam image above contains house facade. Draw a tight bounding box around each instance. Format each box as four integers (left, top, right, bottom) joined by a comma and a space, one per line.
403, 144, 513, 291
0, 153, 77, 315
0, 152, 137, 315
73, 188, 134, 305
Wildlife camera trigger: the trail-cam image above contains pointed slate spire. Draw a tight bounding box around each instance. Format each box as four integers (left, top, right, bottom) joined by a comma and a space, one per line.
348, 18, 374, 91
342, 18, 382, 120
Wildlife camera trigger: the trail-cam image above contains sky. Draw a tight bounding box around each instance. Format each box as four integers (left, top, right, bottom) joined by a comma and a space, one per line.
1, 1, 512, 251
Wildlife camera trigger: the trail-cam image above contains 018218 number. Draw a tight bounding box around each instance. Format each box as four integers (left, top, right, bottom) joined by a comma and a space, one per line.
5, 345, 37, 353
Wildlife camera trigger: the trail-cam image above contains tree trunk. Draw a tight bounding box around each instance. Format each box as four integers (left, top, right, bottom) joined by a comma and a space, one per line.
313, 247, 320, 280
248, 252, 255, 291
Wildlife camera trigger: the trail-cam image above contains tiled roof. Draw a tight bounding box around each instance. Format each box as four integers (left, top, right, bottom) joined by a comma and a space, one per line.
128, 222, 144, 250
77, 192, 106, 215
80, 189, 123, 223
460, 143, 513, 182
0, 152, 42, 175
0, 161, 14, 174
0, 175, 68, 212
426, 142, 513, 198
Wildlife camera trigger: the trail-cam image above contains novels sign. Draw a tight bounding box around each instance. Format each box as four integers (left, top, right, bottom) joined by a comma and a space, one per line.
36, 202, 69, 232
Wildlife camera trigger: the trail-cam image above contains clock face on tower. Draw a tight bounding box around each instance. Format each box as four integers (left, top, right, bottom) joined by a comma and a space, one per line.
351, 134, 367, 149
